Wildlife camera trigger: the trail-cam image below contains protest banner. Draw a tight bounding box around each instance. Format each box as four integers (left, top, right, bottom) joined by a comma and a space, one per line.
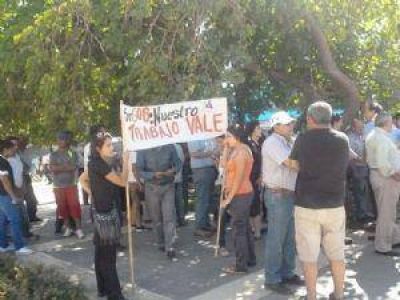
119, 97, 227, 291
120, 98, 228, 151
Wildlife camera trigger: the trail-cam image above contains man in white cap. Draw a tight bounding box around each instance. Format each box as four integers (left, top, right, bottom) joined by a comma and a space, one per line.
263, 111, 303, 295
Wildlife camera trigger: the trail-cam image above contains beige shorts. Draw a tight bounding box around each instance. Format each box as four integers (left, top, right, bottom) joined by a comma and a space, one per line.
295, 206, 345, 263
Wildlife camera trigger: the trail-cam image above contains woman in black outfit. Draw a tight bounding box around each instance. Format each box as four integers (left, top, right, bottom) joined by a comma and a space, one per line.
80, 133, 128, 300
245, 121, 263, 239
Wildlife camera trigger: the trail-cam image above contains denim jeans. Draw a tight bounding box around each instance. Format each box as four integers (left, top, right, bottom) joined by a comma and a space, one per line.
15, 203, 31, 237
0, 194, 25, 250
264, 189, 296, 284
193, 167, 217, 229
351, 173, 373, 220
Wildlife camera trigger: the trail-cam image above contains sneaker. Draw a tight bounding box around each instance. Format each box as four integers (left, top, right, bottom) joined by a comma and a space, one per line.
15, 247, 33, 255
63, 227, 73, 237
0, 244, 15, 252
75, 229, 85, 239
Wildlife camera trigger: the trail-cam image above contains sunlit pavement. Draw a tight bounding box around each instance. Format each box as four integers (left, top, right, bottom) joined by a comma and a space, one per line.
20, 181, 400, 300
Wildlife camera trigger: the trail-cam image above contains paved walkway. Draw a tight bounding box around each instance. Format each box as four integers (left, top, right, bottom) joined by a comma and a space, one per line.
15, 182, 400, 300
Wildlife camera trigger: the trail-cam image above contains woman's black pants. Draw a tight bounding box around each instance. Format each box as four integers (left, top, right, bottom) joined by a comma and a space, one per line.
95, 243, 122, 299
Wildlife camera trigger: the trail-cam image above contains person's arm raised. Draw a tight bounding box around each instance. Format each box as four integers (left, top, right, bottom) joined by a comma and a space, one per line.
105, 151, 129, 187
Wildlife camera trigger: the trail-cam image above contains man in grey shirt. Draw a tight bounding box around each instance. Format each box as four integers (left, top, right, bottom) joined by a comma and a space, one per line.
49, 131, 84, 239
136, 144, 181, 260
188, 139, 219, 237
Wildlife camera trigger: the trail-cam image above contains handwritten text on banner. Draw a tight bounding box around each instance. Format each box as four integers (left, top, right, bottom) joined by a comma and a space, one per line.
120, 98, 227, 151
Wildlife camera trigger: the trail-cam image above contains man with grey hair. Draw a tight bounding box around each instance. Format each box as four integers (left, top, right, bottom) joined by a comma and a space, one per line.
288, 101, 350, 300
365, 111, 400, 257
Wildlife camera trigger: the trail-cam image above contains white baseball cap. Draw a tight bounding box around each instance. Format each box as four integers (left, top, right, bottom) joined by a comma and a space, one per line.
270, 111, 295, 127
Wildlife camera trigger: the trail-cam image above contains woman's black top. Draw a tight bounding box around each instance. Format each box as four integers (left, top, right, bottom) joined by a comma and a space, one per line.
247, 139, 261, 184
88, 156, 119, 213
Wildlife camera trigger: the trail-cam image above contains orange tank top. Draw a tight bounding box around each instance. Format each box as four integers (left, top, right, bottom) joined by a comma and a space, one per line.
225, 145, 254, 196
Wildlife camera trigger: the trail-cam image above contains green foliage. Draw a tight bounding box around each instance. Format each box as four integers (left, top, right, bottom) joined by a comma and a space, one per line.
0, 254, 88, 300
0, 0, 399, 142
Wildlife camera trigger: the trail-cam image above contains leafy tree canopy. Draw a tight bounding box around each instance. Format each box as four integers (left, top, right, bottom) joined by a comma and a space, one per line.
1, 0, 399, 143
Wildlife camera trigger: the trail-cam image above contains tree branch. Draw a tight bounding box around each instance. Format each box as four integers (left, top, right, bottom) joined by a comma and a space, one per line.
303, 12, 361, 124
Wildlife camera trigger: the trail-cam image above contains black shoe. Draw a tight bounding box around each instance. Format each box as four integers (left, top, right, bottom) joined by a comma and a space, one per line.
177, 220, 187, 227
264, 283, 292, 295
202, 225, 217, 233
283, 275, 305, 286
116, 244, 126, 251
24, 232, 34, 238
194, 229, 214, 238
55, 219, 63, 234
328, 292, 344, 300
392, 243, 400, 249
247, 261, 257, 268
348, 220, 363, 230
97, 291, 106, 298
30, 217, 42, 222
375, 250, 400, 257
107, 294, 125, 300
167, 249, 176, 260
344, 237, 353, 245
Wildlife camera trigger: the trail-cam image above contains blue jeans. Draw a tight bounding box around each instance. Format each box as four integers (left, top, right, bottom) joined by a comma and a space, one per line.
193, 167, 217, 229
351, 174, 373, 220
264, 189, 296, 284
0, 195, 25, 250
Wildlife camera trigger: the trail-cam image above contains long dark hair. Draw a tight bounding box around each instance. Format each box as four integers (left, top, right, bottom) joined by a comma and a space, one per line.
245, 121, 260, 140
90, 132, 112, 159
0, 139, 15, 153
227, 124, 247, 144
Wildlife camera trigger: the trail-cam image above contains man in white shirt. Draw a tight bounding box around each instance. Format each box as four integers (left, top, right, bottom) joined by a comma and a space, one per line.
262, 112, 302, 295
366, 112, 400, 256
7, 137, 34, 238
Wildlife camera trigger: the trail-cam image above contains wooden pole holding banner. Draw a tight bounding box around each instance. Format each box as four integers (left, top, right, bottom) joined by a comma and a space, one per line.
214, 145, 228, 257
120, 100, 136, 290
214, 181, 225, 257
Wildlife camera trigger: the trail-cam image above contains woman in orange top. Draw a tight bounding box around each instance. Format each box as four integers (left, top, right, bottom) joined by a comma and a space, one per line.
221, 125, 256, 274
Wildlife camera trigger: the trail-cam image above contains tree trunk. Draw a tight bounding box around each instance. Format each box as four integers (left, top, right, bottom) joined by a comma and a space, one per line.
304, 12, 361, 125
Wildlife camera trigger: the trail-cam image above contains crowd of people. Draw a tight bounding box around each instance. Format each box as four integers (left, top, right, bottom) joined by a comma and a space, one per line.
0, 100, 400, 300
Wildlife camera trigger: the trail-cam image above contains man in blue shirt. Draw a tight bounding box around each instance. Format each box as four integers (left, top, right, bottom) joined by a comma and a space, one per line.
391, 112, 400, 148
188, 139, 219, 238
362, 101, 383, 138
136, 144, 181, 259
